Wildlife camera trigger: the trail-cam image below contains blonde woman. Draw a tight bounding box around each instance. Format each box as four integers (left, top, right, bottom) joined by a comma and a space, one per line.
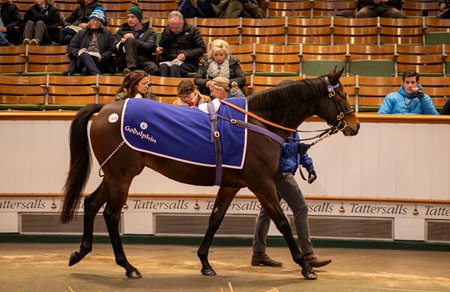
195, 39, 245, 95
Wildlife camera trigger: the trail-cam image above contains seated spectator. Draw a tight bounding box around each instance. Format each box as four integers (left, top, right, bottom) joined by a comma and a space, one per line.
67, 7, 115, 75
440, 97, 450, 115
178, 0, 218, 18
378, 70, 438, 115
356, 0, 403, 18
116, 70, 156, 100
114, 6, 158, 76
195, 39, 246, 95
215, 0, 262, 18
21, 0, 61, 46
173, 79, 210, 106
0, 0, 21, 46
198, 76, 244, 112
59, 0, 104, 45
156, 11, 206, 77
209, 76, 244, 100
439, 0, 450, 18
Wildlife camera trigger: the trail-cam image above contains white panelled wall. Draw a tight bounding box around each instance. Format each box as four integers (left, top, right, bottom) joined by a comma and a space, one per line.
0, 116, 449, 241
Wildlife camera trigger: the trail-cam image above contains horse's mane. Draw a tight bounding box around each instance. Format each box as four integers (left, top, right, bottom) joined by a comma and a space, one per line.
247, 77, 328, 113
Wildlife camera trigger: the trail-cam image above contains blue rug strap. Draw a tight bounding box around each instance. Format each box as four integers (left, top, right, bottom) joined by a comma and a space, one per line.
207, 101, 222, 186
218, 115, 285, 145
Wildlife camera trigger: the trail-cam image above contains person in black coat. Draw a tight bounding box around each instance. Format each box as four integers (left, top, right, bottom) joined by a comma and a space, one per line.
440, 98, 450, 115
59, 0, 104, 45
155, 10, 206, 77
356, 0, 402, 18
0, 0, 21, 46
114, 6, 158, 75
67, 7, 115, 75
21, 0, 61, 45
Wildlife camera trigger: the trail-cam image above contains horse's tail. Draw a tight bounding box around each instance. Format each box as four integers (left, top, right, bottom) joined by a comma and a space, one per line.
60, 104, 104, 223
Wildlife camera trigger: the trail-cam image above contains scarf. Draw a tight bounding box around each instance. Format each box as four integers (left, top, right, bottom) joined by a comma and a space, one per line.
207, 56, 230, 79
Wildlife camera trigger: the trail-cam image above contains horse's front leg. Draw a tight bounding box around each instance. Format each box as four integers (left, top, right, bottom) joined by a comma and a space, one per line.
69, 183, 105, 266
198, 186, 240, 276
250, 182, 317, 280
102, 181, 142, 279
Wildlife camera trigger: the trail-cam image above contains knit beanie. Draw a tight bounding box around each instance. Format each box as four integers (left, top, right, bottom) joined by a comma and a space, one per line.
127, 6, 143, 21
89, 7, 106, 25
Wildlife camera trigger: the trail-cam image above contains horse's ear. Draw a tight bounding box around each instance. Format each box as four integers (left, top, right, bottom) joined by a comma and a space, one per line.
327, 66, 344, 84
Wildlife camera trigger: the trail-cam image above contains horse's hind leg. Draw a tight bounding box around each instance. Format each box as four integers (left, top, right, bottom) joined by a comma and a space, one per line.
198, 186, 240, 276
69, 181, 107, 266
102, 181, 142, 279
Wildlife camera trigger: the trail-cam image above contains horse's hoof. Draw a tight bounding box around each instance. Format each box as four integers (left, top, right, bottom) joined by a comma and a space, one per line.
301, 268, 317, 280
126, 269, 142, 279
201, 268, 217, 276
68, 251, 81, 266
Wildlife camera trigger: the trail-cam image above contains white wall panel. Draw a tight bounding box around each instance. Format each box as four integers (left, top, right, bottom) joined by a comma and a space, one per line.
0, 119, 449, 201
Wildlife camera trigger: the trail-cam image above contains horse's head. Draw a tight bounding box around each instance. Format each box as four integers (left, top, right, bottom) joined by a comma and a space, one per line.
318, 67, 359, 136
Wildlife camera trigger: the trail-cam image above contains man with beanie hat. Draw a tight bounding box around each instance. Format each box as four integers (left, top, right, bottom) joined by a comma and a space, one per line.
114, 5, 159, 75
67, 6, 115, 75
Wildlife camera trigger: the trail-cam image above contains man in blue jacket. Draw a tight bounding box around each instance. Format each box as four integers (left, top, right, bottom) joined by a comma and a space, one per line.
251, 132, 332, 268
378, 70, 438, 114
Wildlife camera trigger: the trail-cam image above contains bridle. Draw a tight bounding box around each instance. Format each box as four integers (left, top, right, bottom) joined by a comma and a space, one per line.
220, 76, 354, 147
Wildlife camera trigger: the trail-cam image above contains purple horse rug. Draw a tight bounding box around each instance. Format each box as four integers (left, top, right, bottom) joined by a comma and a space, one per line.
121, 98, 248, 169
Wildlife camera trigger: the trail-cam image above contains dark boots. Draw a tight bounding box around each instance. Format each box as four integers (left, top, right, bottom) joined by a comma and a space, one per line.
304, 252, 332, 268
251, 252, 282, 267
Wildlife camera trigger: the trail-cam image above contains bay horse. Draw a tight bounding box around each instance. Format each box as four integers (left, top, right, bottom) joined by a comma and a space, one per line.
60, 67, 359, 280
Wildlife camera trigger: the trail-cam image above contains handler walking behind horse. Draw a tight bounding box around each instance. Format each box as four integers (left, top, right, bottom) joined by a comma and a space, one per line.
251, 132, 332, 268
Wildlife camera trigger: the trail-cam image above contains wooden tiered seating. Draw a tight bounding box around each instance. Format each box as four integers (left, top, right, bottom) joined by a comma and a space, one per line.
108, 17, 127, 35
23, 45, 70, 75
0, 46, 26, 75
0, 75, 47, 106
395, 44, 445, 76
379, 18, 425, 45
240, 18, 286, 45
230, 43, 254, 75
286, 17, 332, 45
139, 0, 178, 18
356, 76, 402, 111
97, 75, 125, 104
196, 18, 241, 46
248, 75, 302, 94
300, 44, 348, 76
149, 17, 169, 33
348, 44, 396, 77
252, 43, 301, 76
332, 17, 379, 45
102, 2, 134, 18
419, 76, 450, 108
44, 75, 98, 105
267, 1, 311, 17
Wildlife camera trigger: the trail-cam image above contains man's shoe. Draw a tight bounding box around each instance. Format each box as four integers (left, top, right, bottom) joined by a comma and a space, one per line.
22, 38, 31, 46
30, 39, 39, 46
304, 253, 332, 268
251, 252, 282, 267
